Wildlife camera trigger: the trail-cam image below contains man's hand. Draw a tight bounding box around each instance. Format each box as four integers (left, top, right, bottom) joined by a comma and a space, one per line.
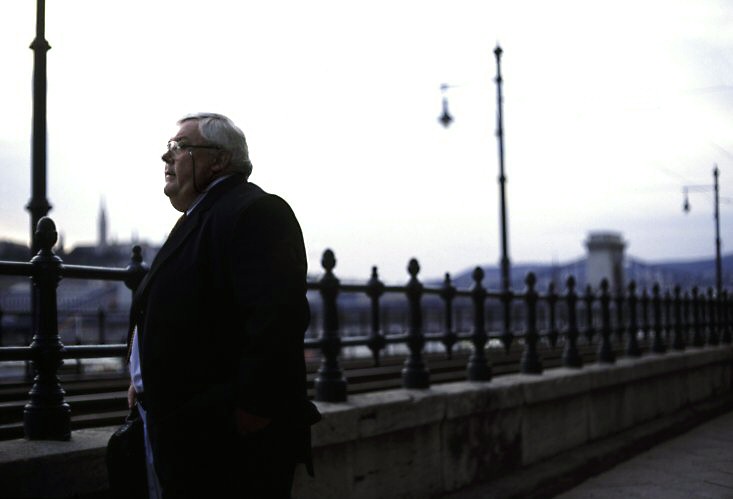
236, 409, 271, 435
127, 384, 137, 409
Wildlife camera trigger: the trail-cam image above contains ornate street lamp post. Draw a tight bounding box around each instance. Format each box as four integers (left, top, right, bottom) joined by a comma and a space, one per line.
27, 0, 52, 254
494, 45, 511, 299
439, 44, 512, 344
682, 165, 723, 297
24, 0, 53, 383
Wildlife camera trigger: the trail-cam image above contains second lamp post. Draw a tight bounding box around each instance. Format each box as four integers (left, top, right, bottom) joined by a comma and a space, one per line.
439, 44, 512, 344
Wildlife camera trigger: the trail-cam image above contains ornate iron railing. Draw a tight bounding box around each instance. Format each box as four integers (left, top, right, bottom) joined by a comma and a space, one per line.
1, 217, 731, 441
0, 218, 146, 440
307, 250, 732, 404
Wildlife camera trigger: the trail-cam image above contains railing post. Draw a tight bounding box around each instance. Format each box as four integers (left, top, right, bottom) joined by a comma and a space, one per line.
521, 272, 543, 374
583, 284, 595, 344
562, 276, 582, 368
314, 249, 347, 402
123, 245, 148, 363
722, 290, 732, 344
682, 290, 691, 346
700, 289, 710, 344
691, 286, 704, 347
440, 273, 457, 358
402, 258, 430, 388
672, 286, 685, 350
707, 287, 719, 346
24, 217, 70, 440
124, 245, 148, 293
626, 281, 642, 357
467, 267, 491, 381
615, 287, 625, 344
597, 279, 615, 363
546, 282, 559, 349
651, 284, 666, 353
640, 287, 651, 342
365, 266, 386, 365
663, 289, 673, 344
501, 288, 514, 353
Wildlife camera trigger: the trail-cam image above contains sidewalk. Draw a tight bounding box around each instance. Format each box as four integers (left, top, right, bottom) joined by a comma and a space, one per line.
554, 409, 733, 498
440, 405, 733, 499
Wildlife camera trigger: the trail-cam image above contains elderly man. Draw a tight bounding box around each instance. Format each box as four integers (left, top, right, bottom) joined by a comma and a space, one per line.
127, 113, 319, 498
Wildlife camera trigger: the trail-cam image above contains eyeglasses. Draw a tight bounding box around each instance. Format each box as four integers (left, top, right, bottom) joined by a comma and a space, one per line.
167, 140, 221, 156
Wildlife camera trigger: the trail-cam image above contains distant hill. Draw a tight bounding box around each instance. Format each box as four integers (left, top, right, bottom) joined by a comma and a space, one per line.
444, 253, 733, 293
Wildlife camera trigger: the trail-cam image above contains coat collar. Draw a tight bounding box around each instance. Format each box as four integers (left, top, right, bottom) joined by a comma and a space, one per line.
132, 173, 247, 306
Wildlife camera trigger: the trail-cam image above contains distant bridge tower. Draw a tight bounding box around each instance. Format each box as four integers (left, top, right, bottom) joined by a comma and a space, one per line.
98, 198, 108, 249
585, 232, 626, 293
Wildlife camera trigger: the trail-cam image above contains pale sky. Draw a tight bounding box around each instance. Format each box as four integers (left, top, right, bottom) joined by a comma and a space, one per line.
1, 0, 731, 282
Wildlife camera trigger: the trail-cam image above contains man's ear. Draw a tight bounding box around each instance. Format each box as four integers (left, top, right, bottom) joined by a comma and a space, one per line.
211, 150, 233, 173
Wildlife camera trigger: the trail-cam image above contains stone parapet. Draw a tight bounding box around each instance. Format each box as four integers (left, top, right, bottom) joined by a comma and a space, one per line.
0, 346, 730, 498
295, 345, 733, 498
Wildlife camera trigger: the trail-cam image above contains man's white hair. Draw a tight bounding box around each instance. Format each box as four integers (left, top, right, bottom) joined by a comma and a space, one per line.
178, 112, 253, 179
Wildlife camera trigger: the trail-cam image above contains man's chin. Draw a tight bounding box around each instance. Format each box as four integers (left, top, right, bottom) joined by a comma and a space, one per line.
167, 197, 186, 212
164, 191, 190, 213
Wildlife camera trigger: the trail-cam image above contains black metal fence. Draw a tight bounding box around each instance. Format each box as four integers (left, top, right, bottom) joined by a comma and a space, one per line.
1, 217, 732, 441
307, 250, 733, 402
0, 218, 145, 440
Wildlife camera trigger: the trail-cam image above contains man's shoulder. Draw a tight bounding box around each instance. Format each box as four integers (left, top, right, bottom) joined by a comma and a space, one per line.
211, 181, 297, 226
232, 182, 294, 212
226, 180, 267, 206
207, 180, 263, 212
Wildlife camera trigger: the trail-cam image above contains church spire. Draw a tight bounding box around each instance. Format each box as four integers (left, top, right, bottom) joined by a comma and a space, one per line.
98, 198, 108, 249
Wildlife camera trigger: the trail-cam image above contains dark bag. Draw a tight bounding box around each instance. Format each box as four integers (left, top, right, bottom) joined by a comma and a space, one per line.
106, 404, 148, 499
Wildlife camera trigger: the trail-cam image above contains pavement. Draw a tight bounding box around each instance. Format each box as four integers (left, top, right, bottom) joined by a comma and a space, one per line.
441, 407, 733, 499
553, 409, 733, 498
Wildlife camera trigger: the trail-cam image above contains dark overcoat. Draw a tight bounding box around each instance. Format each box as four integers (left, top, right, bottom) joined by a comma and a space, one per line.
129, 174, 318, 498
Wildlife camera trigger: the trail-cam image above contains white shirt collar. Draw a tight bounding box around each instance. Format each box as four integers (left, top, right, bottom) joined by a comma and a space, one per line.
186, 174, 233, 216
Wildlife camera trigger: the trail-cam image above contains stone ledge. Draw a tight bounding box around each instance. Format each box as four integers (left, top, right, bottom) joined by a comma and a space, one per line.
0, 344, 731, 498
0, 426, 116, 498
310, 345, 733, 448
299, 344, 733, 497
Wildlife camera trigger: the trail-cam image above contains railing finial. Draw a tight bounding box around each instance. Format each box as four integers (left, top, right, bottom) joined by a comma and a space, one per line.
672, 285, 686, 351
520, 272, 543, 374
626, 280, 642, 357
314, 248, 347, 402
366, 265, 386, 366
651, 283, 667, 353
34, 216, 57, 256
440, 272, 458, 358
597, 278, 616, 363
562, 275, 582, 368
402, 257, 429, 388
407, 257, 420, 278
26, 215, 69, 440
124, 245, 148, 292
468, 266, 491, 380
322, 248, 336, 273
131, 245, 143, 264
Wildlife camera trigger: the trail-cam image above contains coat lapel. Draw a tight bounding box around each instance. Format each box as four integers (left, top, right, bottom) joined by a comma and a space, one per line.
130, 174, 247, 319
132, 213, 197, 303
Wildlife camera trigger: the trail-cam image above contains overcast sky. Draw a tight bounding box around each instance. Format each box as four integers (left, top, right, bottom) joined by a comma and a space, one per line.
1, 0, 731, 282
